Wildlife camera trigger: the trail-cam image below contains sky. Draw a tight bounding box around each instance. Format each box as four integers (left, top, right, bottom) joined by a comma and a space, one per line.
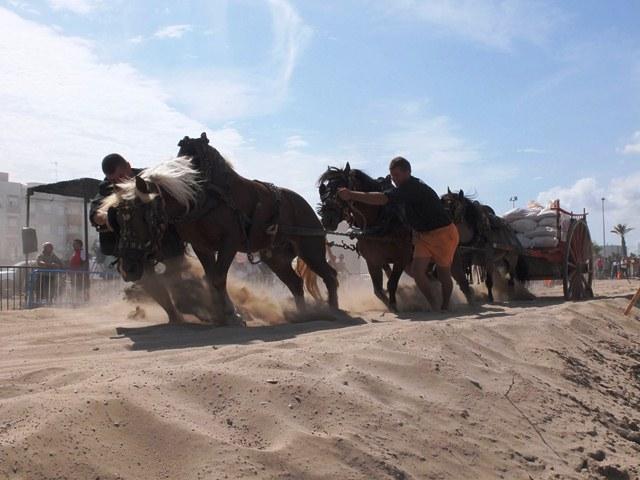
1, 0, 639, 248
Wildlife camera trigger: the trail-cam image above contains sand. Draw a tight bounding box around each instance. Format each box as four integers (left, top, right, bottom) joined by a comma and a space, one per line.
1, 279, 639, 479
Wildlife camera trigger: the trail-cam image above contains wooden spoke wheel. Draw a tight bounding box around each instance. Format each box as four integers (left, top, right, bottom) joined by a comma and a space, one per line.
563, 219, 594, 301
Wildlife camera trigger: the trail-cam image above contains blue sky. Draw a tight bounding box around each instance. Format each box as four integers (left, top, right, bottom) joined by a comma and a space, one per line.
1, 0, 639, 247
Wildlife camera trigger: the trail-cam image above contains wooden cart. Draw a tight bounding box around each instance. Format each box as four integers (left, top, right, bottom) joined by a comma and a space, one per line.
518, 202, 594, 301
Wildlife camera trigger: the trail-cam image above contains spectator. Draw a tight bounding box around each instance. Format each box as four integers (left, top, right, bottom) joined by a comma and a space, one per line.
36, 242, 63, 303
611, 259, 618, 280
596, 257, 604, 279
620, 257, 629, 279
69, 239, 89, 301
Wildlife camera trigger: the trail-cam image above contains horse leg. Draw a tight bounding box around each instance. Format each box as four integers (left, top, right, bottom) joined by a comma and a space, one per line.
367, 258, 390, 308
139, 267, 184, 324
298, 238, 339, 309
195, 246, 242, 326
485, 262, 495, 303
262, 249, 305, 310
387, 262, 404, 312
451, 251, 474, 304
382, 264, 392, 279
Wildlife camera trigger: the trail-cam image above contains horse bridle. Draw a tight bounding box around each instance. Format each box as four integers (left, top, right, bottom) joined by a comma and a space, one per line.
115, 192, 168, 264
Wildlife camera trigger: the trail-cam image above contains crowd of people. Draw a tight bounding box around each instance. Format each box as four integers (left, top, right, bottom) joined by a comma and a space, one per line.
596, 255, 639, 280
33, 239, 89, 303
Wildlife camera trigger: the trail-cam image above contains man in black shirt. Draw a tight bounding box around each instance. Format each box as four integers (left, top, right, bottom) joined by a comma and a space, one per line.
338, 156, 459, 311
90, 154, 141, 255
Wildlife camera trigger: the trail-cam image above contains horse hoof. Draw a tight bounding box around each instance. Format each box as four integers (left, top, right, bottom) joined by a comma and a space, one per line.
226, 311, 246, 327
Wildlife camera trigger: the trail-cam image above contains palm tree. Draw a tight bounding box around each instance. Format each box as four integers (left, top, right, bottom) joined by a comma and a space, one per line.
611, 224, 634, 257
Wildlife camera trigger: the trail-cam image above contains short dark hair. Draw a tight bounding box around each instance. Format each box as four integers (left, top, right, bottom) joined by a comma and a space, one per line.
73, 239, 83, 246
389, 156, 411, 172
101, 153, 127, 175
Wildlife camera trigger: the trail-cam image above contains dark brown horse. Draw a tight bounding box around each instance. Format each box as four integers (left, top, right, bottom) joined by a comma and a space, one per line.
441, 189, 528, 302
101, 133, 338, 324
318, 164, 474, 310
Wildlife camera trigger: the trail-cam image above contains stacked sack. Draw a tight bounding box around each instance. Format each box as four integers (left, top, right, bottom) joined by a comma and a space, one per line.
502, 201, 570, 249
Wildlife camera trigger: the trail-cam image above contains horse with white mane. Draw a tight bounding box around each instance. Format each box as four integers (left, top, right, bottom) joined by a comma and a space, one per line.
100, 133, 338, 325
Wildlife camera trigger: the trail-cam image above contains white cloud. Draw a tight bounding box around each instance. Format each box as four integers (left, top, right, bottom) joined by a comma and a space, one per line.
383, 0, 563, 50
517, 147, 546, 154
7, 0, 40, 15
537, 174, 640, 247
284, 135, 308, 150
0, 7, 206, 183
621, 131, 640, 155
128, 35, 143, 44
153, 24, 192, 39
48, 0, 97, 15
268, 0, 313, 85
164, 0, 311, 123
382, 114, 517, 191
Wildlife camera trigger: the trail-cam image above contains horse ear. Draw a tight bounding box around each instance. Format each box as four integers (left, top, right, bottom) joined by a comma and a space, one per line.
344, 162, 351, 174
135, 175, 150, 194
458, 190, 464, 199
200, 132, 209, 144
447, 187, 452, 194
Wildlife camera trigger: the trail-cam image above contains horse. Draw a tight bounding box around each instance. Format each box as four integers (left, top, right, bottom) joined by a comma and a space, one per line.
440, 189, 528, 302
317, 163, 474, 310
100, 133, 338, 324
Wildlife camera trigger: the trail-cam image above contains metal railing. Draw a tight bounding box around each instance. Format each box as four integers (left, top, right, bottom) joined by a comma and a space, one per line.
0, 265, 123, 311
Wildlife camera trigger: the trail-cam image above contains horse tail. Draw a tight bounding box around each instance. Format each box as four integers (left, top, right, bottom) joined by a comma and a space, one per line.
295, 257, 323, 301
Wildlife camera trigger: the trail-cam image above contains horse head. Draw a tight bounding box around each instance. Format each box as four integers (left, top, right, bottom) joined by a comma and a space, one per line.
441, 188, 468, 225
177, 132, 210, 158
112, 176, 169, 282
317, 165, 351, 230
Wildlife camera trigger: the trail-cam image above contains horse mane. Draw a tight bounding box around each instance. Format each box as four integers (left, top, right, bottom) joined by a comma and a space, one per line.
99, 156, 201, 212
194, 143, 235, 174
350, 169, 385, 192
317, 166, 384, 193
317, 166, 346, 186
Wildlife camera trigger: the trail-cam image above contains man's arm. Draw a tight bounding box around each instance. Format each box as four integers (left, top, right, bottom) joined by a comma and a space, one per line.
338, 189, 389, 206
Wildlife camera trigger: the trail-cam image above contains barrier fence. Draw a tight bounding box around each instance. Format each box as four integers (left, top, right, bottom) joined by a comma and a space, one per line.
0, 265, 123, 311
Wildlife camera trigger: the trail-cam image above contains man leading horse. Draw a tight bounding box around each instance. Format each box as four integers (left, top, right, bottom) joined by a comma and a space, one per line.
338, 156, 459, 311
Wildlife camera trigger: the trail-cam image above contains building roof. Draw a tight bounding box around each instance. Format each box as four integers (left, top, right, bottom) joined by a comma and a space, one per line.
27, 178, 101, 200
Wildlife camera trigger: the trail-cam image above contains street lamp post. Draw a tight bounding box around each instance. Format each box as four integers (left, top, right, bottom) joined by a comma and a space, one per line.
509, 196, 518, 209
601, 197, 606, 258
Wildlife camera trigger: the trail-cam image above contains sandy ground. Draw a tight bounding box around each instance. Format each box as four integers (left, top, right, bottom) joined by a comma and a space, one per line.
1, 279, 639, 480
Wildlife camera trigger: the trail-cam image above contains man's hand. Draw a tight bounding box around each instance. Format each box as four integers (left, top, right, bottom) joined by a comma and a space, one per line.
337, 188, 352, 201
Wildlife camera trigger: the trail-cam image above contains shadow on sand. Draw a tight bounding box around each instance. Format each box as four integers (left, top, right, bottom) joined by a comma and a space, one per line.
113, 309, 366, 352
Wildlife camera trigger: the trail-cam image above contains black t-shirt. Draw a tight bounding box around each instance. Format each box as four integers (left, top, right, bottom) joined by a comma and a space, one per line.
384, 176, 451, 232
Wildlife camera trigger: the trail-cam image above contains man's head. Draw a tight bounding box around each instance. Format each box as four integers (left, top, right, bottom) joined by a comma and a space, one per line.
389, 156, 411, 186
102, 153, 132, 183
42, 242, 53, 254
73, 239, 83, 251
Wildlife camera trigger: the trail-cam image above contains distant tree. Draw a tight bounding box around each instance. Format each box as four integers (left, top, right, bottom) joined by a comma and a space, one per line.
592, 242, 603, 256
611, 224, 634, 257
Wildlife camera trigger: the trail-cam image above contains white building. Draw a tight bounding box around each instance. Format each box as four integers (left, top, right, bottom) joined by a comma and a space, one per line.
0, 172, 25, 263
0, 172, 97, 265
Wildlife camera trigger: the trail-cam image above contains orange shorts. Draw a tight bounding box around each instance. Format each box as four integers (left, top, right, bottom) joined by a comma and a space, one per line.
412, 223, 459, 267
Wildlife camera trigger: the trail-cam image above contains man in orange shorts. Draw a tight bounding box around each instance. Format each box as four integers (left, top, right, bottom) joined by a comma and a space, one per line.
338, 156, 459, 311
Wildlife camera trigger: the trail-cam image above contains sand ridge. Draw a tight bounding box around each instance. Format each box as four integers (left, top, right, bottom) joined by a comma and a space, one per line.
1, 280, 639, 479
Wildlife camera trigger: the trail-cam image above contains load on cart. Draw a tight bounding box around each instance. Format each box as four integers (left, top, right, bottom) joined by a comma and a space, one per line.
502, 200, 594, 301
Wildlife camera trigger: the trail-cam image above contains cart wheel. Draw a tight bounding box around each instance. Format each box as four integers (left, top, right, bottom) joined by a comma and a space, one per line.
563, 219, 594, 301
